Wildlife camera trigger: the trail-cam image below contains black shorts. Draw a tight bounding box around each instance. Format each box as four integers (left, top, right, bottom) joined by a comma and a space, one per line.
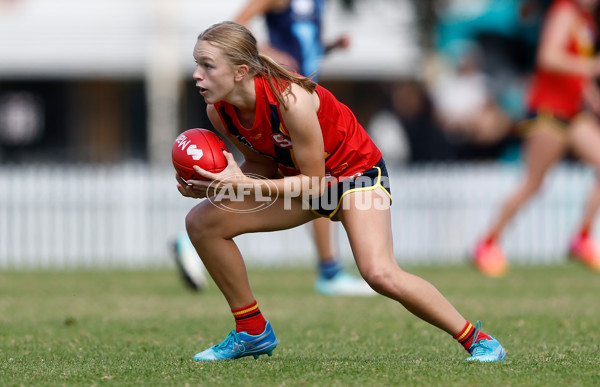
517, 110, 590, 137
305, 158, 392, 218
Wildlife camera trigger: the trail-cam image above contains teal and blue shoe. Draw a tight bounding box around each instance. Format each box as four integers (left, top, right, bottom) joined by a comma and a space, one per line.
465, 321, 507, 362
193, 321, 278, 361
315, 271, 376, 297
173, 232, 208, 291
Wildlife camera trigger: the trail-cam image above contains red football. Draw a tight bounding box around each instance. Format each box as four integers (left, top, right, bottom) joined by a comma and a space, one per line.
172, 128, 229, 182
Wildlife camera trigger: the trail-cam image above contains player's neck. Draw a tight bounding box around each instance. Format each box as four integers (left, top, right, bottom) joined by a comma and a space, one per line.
227, 77, 256, 113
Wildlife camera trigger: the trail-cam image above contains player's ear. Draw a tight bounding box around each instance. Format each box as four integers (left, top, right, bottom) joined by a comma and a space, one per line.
234, 64, 249, 81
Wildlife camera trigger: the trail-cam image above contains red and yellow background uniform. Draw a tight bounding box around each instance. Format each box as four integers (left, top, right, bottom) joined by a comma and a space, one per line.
526, 0, 597, 122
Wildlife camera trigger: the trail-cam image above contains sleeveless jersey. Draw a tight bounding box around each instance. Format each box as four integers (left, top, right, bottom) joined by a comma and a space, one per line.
214, 76, 382, 180
265, 0, 325, 79
527, 0, 597, 119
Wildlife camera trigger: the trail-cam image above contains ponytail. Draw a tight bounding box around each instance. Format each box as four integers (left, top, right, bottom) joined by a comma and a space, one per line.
257, 53, 317, 108
198, 21, 317, 109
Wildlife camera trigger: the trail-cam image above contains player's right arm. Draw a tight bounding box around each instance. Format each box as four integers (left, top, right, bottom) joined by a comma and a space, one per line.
234, 0, 299, 72
537, 2, 600, 77
207, 104, 279, 179
234, 0, 285, 26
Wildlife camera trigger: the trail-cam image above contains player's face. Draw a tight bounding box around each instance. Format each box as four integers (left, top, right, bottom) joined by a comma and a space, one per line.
192, 40, 237, 104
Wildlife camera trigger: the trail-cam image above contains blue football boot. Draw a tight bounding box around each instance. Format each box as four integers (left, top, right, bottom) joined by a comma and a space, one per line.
193, 321, 278, 361
315, 271, 376, 297
465, 321, 507, 362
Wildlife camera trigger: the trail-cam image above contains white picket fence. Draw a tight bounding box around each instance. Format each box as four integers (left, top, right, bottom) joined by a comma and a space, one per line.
0, 162, 597, 269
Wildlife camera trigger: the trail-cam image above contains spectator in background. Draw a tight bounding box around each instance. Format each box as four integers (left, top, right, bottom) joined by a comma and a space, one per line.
365, 100, 410, 166
174, 0, 374, 297
473, 0, 600, 277
428, 41, 513, 148
433, 0, 549, 122
422, 0, 552, 163
368, 80, 455, 164
367, 77, 515, 165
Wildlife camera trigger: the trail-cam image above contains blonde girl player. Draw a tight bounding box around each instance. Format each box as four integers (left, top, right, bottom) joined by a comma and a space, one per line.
473, 0, 600, 277
177, 21, 506, 362
173, 0, 371, 296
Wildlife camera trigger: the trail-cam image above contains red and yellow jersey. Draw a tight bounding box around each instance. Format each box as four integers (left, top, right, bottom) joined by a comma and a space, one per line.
214, 76, 382, 179
527, 0, 597, 119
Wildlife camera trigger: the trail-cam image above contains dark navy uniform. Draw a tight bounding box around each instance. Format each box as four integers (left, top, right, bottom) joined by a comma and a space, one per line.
265, 0, 325, 80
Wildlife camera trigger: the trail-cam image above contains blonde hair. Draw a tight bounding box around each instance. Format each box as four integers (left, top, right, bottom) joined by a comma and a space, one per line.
198, 21, 317, 108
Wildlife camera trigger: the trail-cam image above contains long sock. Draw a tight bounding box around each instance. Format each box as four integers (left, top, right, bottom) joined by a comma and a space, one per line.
453, 321, 491, 353
232, 301, 266, 335
319, 259, 341, 280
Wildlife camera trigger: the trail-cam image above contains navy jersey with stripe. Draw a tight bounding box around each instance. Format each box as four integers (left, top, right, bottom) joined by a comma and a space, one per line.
265, 0, 325, 80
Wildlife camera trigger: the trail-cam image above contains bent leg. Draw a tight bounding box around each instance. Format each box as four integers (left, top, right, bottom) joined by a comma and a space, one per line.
338, 187, 466, 335
570, 116, 600, 232
186, 196, 316, 309
487, 127, 567, 239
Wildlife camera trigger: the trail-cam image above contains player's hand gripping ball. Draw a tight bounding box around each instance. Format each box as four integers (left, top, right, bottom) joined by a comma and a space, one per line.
172, 128, 229, 182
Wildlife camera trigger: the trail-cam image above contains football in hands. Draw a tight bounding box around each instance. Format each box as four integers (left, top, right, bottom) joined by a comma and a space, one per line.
172, 128, 228, 182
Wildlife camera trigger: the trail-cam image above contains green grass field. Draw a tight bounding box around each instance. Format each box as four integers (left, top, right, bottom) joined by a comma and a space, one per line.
1, 264, 600, 386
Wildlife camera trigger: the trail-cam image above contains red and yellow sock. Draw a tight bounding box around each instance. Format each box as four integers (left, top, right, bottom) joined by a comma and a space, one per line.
579, 225, 591, 239
454, 321, 491, 353
232, 300, 266, 335
484, 234, 497, 246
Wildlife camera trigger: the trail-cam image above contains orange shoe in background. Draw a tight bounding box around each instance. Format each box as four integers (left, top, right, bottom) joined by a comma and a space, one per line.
473, 240, 508, 278
569, 235, 600, 272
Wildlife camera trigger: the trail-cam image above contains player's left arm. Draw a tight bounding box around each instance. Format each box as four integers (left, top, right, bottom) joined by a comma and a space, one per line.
278, 83, 326, 198
233, 85, 324, 200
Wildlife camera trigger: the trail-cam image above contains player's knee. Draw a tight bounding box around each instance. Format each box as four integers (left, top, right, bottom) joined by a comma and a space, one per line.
361, 267, 396, 295
184, 212, 204, 241
185, 208, 218, 242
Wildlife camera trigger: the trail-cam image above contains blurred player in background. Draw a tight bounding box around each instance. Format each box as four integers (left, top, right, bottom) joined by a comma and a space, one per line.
473, 0, 600, 277
179, 20, 506, 362
174, 0, 374, 296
